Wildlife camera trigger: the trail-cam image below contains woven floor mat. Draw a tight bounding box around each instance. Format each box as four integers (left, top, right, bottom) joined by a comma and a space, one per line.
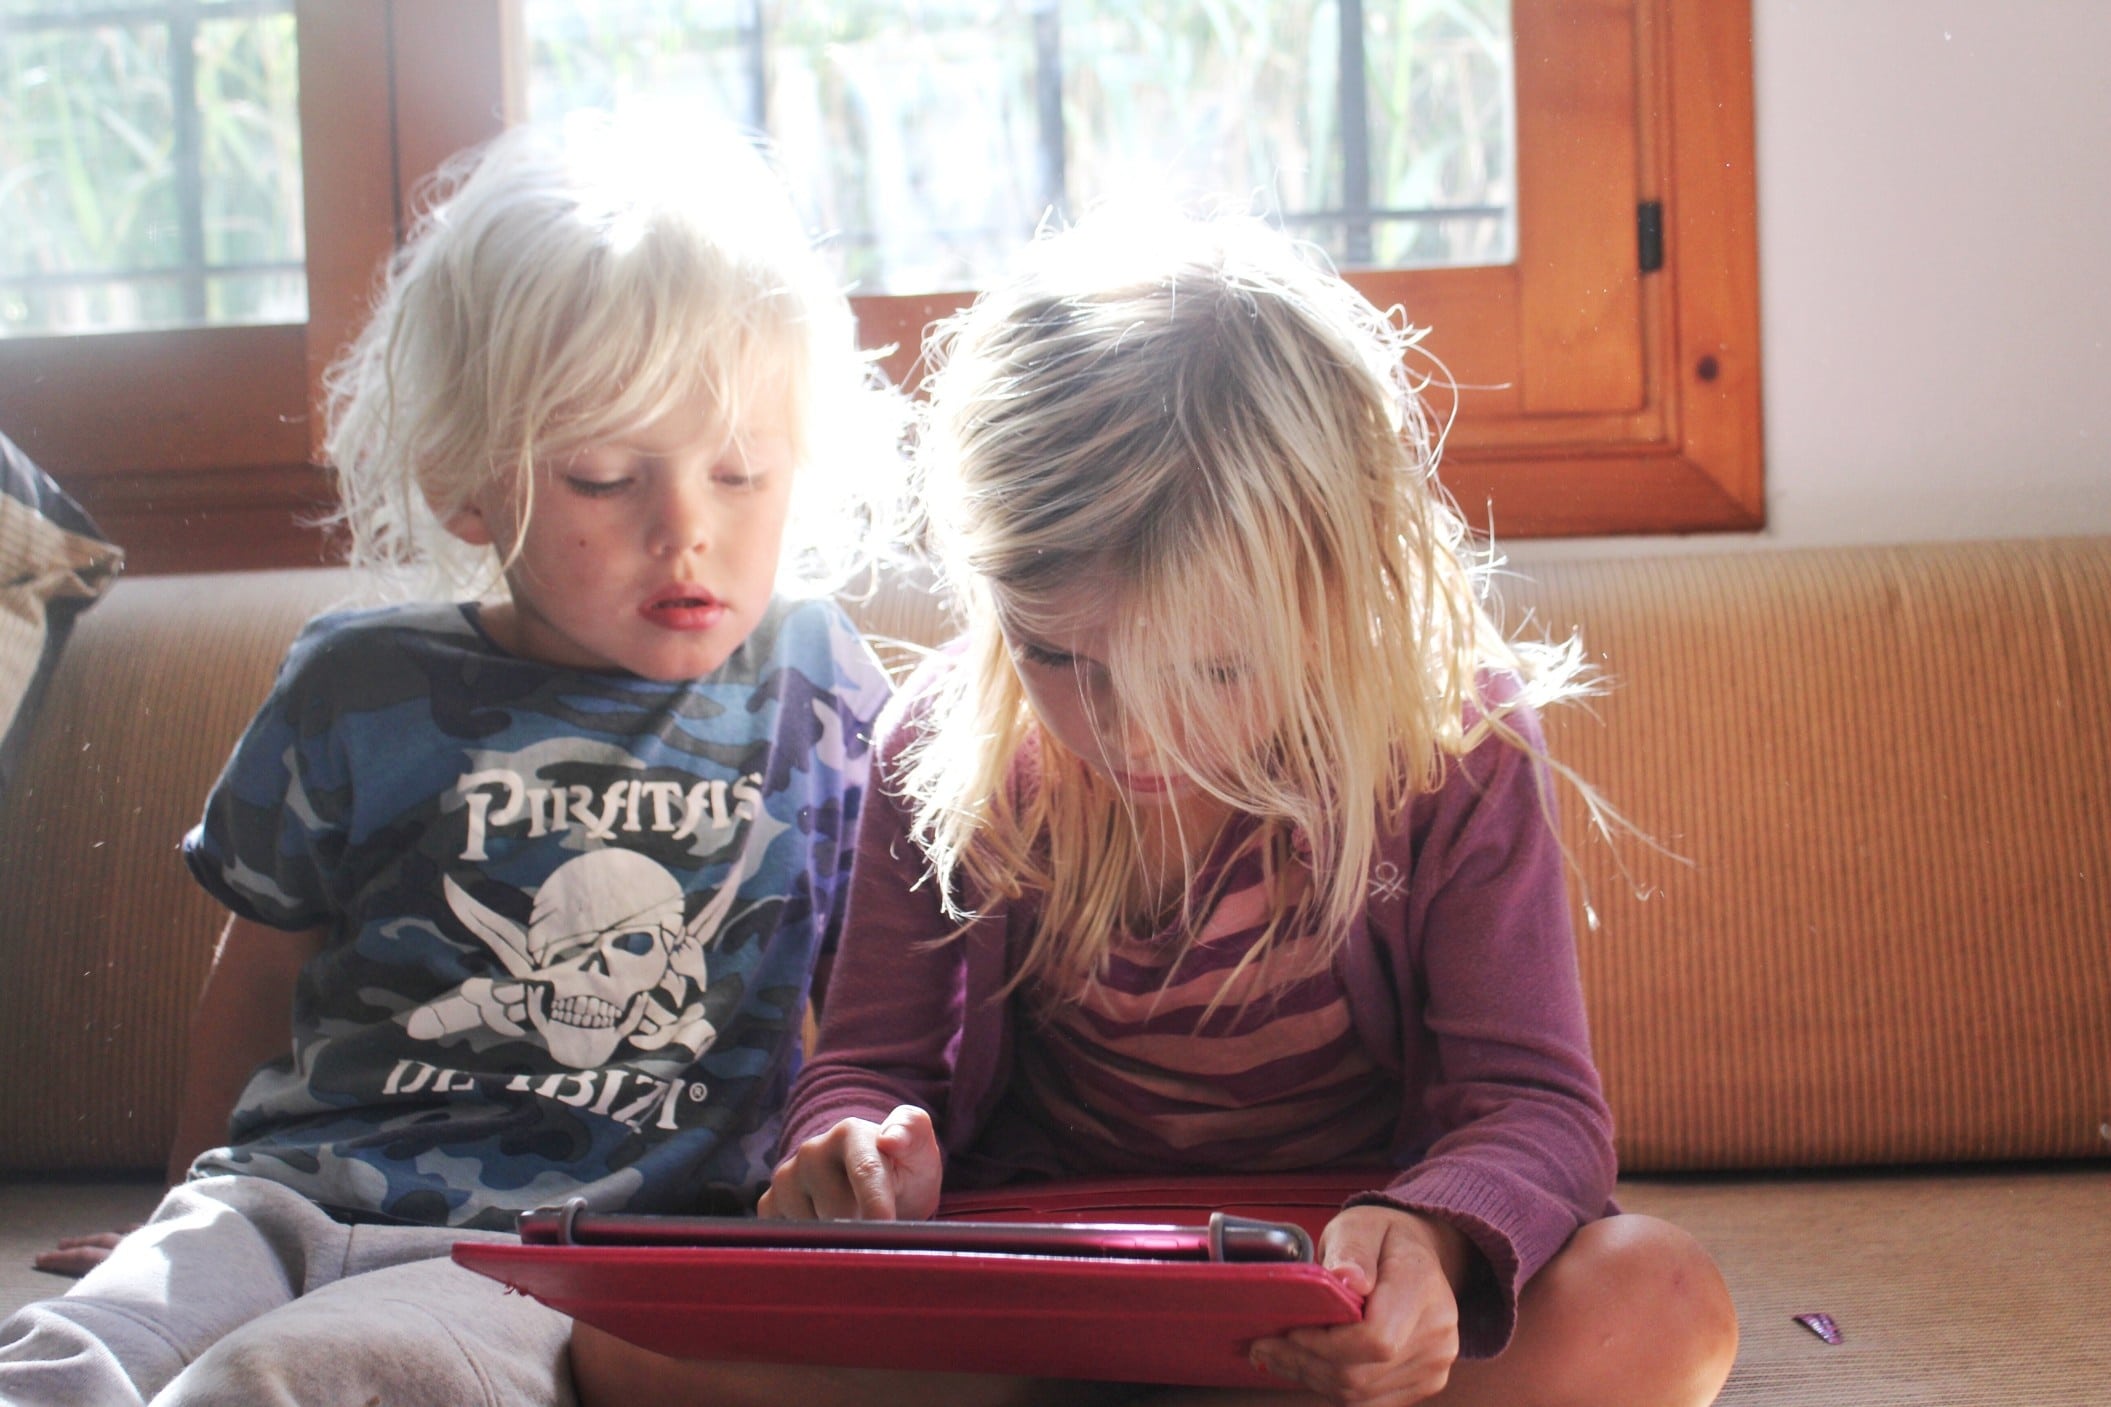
1618, 1165, 2110, 1405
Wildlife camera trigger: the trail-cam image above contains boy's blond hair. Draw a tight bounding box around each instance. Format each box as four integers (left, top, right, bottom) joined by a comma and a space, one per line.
324, 114, 900, 599
901, 210, 1589, 994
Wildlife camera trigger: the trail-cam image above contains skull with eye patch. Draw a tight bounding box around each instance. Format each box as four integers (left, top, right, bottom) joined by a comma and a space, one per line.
438, 848, 702, 1068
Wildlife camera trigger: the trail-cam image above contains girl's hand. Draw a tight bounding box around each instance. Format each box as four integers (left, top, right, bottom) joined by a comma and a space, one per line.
757, 1104, 942, 1222
1248, 1205, 1469, 1407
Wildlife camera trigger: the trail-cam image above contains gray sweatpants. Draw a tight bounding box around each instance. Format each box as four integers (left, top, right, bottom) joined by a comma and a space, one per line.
0, 1174, 574, 1406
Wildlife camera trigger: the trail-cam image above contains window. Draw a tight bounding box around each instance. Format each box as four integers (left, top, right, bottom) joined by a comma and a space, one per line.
0, 1, 512, 573
845, 0, 1766, 538
522, 0, 1517, 290
1, 0, 305, 336
0, 0, 1760, 573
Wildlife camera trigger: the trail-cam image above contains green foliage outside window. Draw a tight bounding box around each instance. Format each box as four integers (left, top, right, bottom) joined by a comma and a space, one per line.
526, 0, 1512, 294
1, 2, 303, 336
0, 0, 1507, 332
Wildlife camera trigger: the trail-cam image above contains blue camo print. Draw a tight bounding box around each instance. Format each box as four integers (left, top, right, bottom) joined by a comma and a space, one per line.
182, 595, 890, 1230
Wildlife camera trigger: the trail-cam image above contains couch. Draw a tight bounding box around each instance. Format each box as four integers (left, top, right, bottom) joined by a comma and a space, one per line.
2, 538, 2106, 1404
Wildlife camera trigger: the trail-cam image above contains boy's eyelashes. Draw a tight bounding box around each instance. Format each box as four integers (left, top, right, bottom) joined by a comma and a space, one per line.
562, 474, 633, 498
555, 466, 766, 498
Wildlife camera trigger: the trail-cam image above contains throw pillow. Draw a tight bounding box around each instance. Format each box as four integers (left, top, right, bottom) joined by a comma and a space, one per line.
1, 432, 125, 793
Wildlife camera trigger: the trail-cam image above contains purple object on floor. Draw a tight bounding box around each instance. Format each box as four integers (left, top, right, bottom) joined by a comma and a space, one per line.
1793, 1311, 1843, 1345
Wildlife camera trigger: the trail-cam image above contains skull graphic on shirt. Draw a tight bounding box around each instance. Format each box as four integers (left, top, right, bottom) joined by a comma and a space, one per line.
405, 845, 752, 1067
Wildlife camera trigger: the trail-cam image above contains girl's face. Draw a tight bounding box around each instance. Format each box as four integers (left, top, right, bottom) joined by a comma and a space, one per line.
449, 398, 794, 680
1003, 587, 1270, 809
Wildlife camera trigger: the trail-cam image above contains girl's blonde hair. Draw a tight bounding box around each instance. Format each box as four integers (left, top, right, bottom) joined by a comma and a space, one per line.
324, 113, 901, 599
901, 209, 1590, 995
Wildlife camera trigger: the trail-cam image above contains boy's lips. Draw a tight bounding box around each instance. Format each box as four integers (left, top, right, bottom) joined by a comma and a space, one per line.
640, 584, 727, 632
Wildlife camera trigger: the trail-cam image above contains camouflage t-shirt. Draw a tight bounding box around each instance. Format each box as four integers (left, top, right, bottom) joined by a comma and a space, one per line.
182, 595, 890, 1230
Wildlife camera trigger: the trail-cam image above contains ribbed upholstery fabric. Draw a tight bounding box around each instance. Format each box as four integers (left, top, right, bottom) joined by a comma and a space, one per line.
0, 569, 356, 1172
2, 541, 2105, 1182
1620, 1167, 2111, 1406
1506, 539, 2111, 1171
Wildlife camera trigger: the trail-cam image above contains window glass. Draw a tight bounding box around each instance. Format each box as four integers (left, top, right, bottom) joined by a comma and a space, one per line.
0, 0, 304, 336
523, 0, 1513, 294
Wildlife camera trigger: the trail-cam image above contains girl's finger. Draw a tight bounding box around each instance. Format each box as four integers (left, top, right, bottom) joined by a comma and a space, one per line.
1248, 1338, 1338, 1399
757, 1167, 810, 1221
835, 1121, 900, 1220
873, 1105, 944, 1220
765, 1139, 852, 1219
755, 1177, 798, 1220
873, 1103, 926, 1150
1317, 1213, 1385, 1299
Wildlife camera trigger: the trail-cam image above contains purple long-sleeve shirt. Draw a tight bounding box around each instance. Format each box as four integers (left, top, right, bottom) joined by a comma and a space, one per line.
783, 659, 1616, 1356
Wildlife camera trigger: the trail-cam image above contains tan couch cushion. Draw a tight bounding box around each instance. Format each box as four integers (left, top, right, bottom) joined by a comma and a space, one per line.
1518, 539, 2111, 1170
0, 569, 356, 1173
3, 542, 2105, 1176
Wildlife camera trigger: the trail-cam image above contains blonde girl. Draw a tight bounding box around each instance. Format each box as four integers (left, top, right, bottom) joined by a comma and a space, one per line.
573, 212, 1736, 1407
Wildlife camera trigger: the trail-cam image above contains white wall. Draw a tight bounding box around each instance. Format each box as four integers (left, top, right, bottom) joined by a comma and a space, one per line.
1520, 0, 2111, 559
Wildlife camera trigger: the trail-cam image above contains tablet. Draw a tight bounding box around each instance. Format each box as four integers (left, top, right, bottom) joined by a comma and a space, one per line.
454, 1189, 1366, 1387
517, 1198, 1314, 1263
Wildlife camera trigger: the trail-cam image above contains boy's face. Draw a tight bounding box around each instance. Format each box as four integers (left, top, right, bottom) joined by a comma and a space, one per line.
449, 399, 794, 680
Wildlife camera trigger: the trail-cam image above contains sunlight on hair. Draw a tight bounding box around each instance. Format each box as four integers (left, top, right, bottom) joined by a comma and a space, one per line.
321, 112, 906, 605
891, 205, 1621, 1002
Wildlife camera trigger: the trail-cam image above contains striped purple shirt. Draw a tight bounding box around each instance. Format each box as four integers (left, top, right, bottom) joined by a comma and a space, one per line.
1009, 834, 1399, 1174
787, 649, 1616, 1358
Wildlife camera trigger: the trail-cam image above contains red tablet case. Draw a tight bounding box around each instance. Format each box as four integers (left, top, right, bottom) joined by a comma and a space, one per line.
452, 1173, 1377, 1388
